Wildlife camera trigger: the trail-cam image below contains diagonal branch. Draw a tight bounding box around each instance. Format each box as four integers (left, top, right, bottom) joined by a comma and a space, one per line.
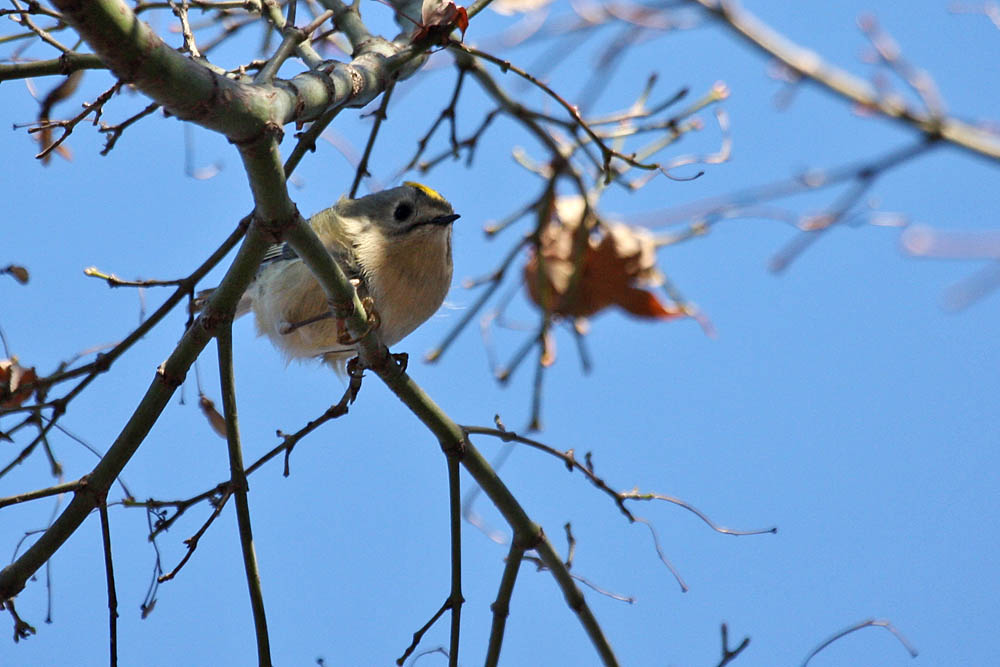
362, 361, 620, 665
689, 0, 1000, 162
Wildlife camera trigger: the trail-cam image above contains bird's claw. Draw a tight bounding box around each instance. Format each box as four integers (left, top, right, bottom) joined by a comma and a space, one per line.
336, 297, 380, 345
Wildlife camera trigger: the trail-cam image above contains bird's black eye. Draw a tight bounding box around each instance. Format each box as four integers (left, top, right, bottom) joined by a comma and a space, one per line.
393, 202, 413, 222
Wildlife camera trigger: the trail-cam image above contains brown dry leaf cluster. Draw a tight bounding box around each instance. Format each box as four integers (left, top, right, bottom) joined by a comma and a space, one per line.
0, 357, 37, 409
523, 196, 686, 323
415, 0, 469, 43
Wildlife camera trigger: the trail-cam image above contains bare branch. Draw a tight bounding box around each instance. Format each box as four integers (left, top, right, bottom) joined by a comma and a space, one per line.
689, 0, 1000, 161
801, 618, 918, 666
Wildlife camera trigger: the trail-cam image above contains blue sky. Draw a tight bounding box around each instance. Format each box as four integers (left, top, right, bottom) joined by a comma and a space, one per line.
2, 1, 998, 665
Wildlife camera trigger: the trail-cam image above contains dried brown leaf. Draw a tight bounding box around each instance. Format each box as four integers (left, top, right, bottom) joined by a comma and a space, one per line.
524, 201, 683, 321
3, 265, 30, 284
0, 357, 38, 408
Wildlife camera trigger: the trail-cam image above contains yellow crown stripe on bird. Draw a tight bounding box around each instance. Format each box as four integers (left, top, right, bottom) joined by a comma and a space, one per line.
403, 181, 446, 202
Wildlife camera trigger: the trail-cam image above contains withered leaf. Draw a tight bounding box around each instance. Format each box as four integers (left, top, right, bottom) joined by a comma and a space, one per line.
3, 265, 30, 284
0, 357, 38, 409
524, 198, 683, 321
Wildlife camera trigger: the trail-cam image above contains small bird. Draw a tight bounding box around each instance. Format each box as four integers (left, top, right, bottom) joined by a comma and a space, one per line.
236, 182, 459, 369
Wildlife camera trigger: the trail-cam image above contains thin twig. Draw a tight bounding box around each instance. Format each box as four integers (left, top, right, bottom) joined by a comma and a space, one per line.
167, 0, 202, 58
29, 82, 122, 162
216, 325, 272, 667
351, 79, 396, 197
100, 102, 161, 155
451, 42, 660, 182
402, 64, 468, 173
446, 455, 463, 667
397, 598, 452, 665
0, 480, 84, 509
801, 618, 918, 666
157, 488, 233, 582
0, 53, 106, 82
522, 553, 636, 602
717, 623, 751, 667
10, 0, 73, 53
97, 498, 119, 667
83, 266, 187, 288
484, 541, 525, 667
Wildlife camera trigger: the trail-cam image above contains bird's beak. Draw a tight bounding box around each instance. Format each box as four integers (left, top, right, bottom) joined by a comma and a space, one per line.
430, 213, 460, 226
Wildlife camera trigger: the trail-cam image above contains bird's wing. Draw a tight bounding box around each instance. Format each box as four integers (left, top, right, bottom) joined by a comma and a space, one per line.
258, 241, 364, 284
260, 242, 299, 265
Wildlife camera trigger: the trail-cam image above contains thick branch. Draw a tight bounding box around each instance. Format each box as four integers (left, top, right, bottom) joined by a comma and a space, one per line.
49, 0, 423, 143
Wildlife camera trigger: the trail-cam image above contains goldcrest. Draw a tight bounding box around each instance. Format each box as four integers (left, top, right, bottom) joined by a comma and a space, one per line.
237, 182, 459, 368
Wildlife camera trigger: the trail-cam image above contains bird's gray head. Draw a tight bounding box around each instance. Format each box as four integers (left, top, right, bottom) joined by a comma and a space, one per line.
339, 182, 459, 237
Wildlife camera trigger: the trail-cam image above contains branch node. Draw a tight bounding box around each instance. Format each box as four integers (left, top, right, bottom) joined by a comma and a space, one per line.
155, 362, 185, 388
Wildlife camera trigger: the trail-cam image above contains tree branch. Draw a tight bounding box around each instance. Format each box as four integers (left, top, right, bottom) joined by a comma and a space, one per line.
691, 0, 1000, 162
